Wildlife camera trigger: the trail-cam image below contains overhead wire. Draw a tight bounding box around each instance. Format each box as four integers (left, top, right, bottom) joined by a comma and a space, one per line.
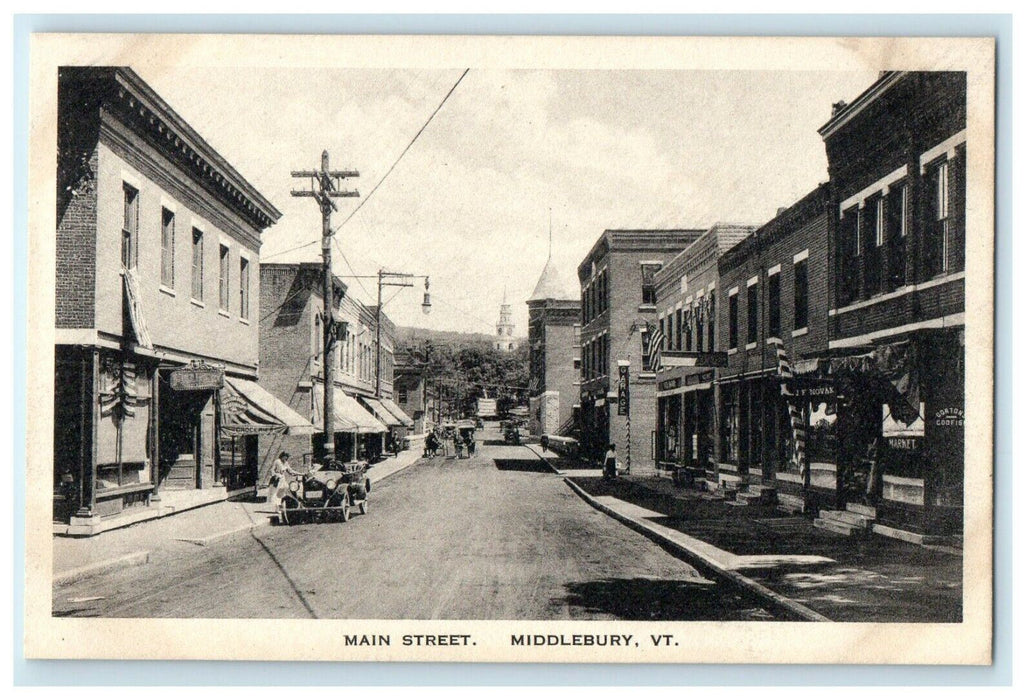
330, 68, 470, 236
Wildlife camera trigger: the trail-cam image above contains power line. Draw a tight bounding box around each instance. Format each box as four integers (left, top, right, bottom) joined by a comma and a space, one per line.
262, 239, 320, 261
333, 236, 373, 302
331, 68, 470, 235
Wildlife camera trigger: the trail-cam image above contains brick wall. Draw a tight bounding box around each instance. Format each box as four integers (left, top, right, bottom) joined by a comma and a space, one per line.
719, 187, 831, 371
56, 146, 98, 328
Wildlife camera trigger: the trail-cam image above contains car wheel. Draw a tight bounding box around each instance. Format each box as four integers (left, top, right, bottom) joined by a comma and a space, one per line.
359, 498, 368, 515
341, 500, 351, 522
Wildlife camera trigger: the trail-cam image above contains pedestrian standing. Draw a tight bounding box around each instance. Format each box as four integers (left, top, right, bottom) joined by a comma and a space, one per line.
603, 443, 618, 480
267, 451, 297, 507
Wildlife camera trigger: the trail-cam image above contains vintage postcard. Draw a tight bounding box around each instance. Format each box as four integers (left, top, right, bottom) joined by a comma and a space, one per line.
24, 33, 995, 664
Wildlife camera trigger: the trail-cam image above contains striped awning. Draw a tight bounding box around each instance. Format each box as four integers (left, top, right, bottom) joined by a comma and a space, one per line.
220, 377, 317, 436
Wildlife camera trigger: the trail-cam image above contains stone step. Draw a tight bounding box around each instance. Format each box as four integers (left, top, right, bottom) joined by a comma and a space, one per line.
813, 517, 865, 537
846, 502, 877, 518
777, 493, 806, 514
819, 509, 874, 529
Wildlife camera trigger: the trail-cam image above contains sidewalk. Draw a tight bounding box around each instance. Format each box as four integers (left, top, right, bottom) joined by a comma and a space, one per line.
53, 446, 425, 582
530, 445, 962, 623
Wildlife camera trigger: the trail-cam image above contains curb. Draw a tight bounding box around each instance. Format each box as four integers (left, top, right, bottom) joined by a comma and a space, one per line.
54, 549, 151, 585
560, 476, 830, 623
174, 521, 260, 546
521, 444, 562, 474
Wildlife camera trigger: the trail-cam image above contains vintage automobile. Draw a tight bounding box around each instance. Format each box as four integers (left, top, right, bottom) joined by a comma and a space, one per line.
278, 459, 371, 525
456, 419, 477, 458
503, 421, 521, 445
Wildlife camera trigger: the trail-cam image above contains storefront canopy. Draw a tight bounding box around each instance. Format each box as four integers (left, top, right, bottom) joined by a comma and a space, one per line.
380, 398, 415, 428
312, 384, 388, 434
360, 397, 403, 428
220, 377, 317, 436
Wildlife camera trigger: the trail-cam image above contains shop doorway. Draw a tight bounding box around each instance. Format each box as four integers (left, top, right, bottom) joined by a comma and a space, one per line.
158, 382, 208, 490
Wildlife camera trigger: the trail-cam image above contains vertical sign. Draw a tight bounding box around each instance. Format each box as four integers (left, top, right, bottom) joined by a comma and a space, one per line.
617, 361, 630, 416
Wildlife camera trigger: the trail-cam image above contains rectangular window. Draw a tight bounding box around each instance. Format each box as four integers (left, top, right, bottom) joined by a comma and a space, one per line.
854, 207, 862, 257
641, 263, 661, 306
794, 259, 809, 330
768, 272, 781, 338
707, 291, 716, 352
666, 314, 674, 351
239, 256, 250, 318
839, 208, 860, 304
886, 184, 907, 288
746, 283, 758, 345
122, 184, 138, 269
728, 291, 739, 349
191, 228, 204, 301
219, 244, 230, 311
680, 309, 688, 351
160, 208, 175, 287
875, 197, 885, 247
641, 330, 651, 368
936, 161, 950, 273
602, 333, 609, 377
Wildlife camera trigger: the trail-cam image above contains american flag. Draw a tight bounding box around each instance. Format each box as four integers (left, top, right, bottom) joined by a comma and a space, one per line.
771, 336, 806, 473
645, 322, 665, 373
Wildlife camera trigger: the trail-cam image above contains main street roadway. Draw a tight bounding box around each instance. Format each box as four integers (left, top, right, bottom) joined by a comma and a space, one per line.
53, 429, 782, 620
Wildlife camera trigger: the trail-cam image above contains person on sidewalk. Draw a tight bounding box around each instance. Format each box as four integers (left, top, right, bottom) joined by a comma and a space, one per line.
603, 444, 618, 480
267, 452, 301, 508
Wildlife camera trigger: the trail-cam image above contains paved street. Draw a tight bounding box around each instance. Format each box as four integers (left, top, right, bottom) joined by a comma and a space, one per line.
53, 431, 789, 621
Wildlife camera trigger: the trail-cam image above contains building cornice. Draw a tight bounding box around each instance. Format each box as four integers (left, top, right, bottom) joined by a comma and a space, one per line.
818, 71, 906, 140
84, 67, 282, 231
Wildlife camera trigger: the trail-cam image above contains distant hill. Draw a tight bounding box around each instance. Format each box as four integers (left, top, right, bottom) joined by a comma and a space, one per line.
396, 326, 505, 348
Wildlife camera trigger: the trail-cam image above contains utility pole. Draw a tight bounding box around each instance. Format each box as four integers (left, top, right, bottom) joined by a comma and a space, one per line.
291, 151, 358, 458
373, 271, 431, 398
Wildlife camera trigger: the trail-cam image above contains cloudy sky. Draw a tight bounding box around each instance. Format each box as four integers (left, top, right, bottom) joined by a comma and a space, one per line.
139, 66, 879, 337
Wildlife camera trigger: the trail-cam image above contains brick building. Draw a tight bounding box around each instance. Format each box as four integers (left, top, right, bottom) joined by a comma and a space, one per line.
526, 254, 580, 437
715, 186, 832, 509
258, 263, 408, 477
53, 67, 313, 535
577, 229, 704, 471
393, 349, 430, 436
813, 71, 966, 540
653, 223, 755, 482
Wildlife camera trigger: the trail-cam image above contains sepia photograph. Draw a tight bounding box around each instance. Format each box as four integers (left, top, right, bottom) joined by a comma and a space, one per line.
22, 32, 996, 664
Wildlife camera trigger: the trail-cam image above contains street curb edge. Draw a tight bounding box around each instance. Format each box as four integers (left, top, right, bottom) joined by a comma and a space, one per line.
53, 549, 151, 585
561, 476, 831, 623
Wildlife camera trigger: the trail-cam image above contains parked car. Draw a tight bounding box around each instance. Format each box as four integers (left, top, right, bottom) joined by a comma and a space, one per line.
278, 459, 371, 526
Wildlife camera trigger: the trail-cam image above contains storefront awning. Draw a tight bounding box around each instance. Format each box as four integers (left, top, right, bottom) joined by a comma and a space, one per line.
312, 384, 388, 434
379, 398, 415, 428
361, 397, 403, 428
220, 377, 317, 436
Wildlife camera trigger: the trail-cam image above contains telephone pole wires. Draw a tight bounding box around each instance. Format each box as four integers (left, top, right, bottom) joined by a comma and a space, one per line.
291, 150, 359, 457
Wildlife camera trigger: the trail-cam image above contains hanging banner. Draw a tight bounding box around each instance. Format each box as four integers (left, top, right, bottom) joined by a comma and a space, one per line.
617, 361, 630, 416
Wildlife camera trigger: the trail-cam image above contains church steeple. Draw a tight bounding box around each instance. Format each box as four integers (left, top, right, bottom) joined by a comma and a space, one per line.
495, 288, 515, 351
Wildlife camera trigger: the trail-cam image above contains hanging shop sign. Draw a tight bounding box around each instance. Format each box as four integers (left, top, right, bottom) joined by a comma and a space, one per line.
788, 378, 838, 399
660, 350, 728, 368
617, 361, 630, 416
170, 362, 225, 391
